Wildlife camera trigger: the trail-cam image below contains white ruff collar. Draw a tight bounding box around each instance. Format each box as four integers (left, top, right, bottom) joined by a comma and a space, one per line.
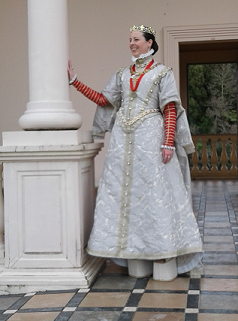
132, 49, 154, 63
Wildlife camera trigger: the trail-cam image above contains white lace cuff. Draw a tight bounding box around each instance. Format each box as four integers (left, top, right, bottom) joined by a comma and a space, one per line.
161, 144, 176, 150
69, 74, 77, 85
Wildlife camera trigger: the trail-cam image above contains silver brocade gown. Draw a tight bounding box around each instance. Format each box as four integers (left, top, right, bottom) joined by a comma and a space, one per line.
87, 56, 203, 274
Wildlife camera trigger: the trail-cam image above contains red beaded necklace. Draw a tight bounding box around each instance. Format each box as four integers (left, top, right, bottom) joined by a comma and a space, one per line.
130, 59, 154, 92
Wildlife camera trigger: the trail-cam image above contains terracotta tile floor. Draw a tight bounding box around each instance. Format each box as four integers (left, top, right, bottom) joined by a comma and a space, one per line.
0, 180, 237, 321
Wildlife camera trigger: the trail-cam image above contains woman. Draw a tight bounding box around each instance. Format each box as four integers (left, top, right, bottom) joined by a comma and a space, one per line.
68, 25, 203, 281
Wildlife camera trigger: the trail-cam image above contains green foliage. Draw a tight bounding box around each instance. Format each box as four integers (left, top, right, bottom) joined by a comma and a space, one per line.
188, 63, 237, 134
230, 109, 237, 122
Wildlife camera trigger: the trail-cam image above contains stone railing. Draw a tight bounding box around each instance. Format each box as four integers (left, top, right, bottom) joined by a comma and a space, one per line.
190, 134, 237, 179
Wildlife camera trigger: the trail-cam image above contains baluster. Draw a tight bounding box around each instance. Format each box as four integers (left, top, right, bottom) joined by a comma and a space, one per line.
220, 136, 227, 174
0, 163, 4, 260
201, 136, 208, 174
210, 137, 218, 174
229, 136, 237, 175
191, 137, 200, 175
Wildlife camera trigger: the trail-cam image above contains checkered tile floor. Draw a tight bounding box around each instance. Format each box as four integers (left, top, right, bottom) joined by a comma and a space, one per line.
0, 180, 237, 321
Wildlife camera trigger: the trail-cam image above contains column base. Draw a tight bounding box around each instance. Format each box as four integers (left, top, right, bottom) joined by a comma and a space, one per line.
19, 102, 82, 130
0, 257, 105, 295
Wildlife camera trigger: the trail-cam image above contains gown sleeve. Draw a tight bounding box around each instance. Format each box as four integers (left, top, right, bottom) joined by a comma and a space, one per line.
158, 69, 183, 117
158, 68, 195, 155
92, 68, 124, 139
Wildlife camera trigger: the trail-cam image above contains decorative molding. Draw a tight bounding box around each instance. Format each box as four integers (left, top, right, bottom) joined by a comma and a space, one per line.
0, 257, 105, 294
163, 23, 238, 90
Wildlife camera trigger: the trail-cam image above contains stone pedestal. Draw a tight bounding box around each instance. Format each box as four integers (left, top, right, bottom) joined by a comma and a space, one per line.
0, 130, 104, 294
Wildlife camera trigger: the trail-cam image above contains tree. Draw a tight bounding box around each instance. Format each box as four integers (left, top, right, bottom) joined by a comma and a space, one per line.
207, 63, 237, 134
188, 64, 213, 134
188, 63, 237, 134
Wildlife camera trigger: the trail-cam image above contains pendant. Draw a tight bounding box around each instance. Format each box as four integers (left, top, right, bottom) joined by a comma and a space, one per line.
131, 92, 137, 98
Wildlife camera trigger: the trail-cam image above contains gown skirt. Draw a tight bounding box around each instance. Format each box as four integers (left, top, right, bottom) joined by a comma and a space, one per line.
87, 112, 203, 274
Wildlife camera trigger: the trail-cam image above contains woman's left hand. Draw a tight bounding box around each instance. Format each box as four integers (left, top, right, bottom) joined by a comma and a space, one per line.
163, 148, 174, 164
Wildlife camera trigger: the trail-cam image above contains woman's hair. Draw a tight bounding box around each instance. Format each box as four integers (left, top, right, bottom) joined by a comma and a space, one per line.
142, 32, 159, 55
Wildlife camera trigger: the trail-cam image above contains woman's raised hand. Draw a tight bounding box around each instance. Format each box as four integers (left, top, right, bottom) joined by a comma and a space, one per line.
68, 60, 75, 81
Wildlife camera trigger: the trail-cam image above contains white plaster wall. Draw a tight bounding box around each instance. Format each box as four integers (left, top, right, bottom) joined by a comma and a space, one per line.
1, 0, 238, 184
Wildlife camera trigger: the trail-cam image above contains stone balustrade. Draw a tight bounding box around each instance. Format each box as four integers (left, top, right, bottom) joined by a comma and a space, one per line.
191, 134, 237, 179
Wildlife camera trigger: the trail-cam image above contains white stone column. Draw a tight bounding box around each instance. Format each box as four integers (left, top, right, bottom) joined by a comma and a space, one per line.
19, 0, 82, 130
0, 163, 4, 260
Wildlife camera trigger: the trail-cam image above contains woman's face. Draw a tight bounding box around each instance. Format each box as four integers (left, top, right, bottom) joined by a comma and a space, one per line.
129, 31, 152, 58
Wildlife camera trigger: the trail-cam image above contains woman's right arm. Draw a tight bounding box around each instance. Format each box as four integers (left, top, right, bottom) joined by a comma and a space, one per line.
68, 60, 109, 107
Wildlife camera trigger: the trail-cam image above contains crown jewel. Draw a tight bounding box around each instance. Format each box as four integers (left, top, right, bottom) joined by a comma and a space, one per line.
130, 25, 156, 36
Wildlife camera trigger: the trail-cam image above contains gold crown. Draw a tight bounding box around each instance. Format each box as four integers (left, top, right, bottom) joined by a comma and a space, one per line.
130, 25, 156, 36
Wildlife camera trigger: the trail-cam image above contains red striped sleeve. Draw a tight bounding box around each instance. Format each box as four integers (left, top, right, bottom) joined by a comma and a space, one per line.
72, 79, 109, 107
163, 102, 176, 147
